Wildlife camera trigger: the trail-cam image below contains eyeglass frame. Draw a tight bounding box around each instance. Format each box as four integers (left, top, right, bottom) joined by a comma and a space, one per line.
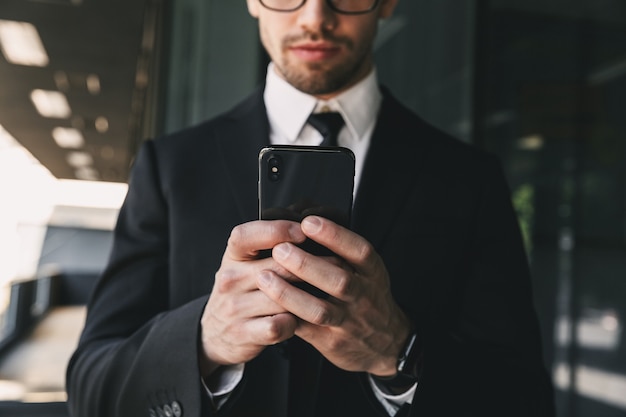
258, 0, 381, 15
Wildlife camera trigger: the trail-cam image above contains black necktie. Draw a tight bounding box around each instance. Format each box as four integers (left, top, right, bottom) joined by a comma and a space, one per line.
307, 112, 344, 147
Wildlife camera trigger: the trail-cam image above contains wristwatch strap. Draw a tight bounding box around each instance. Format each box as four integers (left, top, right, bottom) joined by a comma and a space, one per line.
371, 330, 422, 395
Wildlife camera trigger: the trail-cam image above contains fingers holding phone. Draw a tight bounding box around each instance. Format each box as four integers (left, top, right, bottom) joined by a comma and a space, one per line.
262, 216, 411, 376
255, 147, 409, 375
198, 220, 306, 377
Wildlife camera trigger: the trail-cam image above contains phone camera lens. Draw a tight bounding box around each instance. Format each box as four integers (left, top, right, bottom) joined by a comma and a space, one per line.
268, 156, 281, 182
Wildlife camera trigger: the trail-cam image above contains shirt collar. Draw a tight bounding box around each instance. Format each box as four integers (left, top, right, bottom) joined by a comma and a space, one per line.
264, 63, 381, 143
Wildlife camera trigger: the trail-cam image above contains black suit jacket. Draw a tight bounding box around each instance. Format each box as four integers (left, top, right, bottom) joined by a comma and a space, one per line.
67, 87, 554, 417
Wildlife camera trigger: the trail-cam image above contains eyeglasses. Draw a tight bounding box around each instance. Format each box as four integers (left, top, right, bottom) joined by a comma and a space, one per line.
259, 0, 380, 15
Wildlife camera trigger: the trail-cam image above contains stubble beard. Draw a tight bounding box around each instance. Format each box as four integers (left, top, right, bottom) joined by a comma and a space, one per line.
276, 32, 374, 96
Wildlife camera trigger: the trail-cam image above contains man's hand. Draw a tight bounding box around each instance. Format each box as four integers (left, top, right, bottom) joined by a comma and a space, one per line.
199, 220, 306, 377
257, 215, 412, 377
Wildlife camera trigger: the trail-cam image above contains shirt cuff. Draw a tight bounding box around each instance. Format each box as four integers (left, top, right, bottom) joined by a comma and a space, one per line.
201, 363, 245, 409
367, 374, 416, 416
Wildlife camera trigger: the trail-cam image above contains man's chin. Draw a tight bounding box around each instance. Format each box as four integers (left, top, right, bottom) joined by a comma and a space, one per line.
288, 79, 340, 96
281, 68, 346, 96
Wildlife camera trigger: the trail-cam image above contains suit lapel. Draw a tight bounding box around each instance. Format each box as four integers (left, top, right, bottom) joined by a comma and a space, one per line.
352, 90, 432, 249
214, 88, 270, 222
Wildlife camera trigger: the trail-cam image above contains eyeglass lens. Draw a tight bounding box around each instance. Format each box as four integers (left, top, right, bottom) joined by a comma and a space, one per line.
260, 0, 379, 14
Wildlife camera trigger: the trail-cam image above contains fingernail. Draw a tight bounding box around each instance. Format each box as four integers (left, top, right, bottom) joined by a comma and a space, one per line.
302, 216, 322, 234
258, 271, 272, 288
273, 243, 290, 260
288, 223, 305, 241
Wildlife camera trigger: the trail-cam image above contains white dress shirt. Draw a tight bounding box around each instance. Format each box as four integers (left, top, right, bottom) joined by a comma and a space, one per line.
204, 63, 416, 416
264, 62, 380, 192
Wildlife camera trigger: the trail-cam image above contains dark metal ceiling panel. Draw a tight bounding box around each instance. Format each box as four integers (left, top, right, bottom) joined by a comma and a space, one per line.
0, 0, 150, 182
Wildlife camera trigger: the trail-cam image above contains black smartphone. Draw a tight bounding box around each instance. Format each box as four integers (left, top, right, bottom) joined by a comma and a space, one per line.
258, 145, 355, 257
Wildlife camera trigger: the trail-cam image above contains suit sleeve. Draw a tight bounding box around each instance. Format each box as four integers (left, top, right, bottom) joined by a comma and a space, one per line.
66, 141, 208, 417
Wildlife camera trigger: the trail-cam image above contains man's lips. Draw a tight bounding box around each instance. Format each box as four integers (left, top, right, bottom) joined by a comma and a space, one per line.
288, 42, 341, 61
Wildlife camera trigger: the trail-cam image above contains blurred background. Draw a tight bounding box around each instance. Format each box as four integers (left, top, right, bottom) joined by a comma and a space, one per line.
0, 0, 624, 416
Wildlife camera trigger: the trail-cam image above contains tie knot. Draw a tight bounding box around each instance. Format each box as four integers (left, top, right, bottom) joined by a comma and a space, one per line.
307, 112, 345, 147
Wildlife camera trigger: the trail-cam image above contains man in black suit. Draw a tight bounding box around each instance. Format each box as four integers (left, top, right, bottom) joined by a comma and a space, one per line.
67, 0, 554, 416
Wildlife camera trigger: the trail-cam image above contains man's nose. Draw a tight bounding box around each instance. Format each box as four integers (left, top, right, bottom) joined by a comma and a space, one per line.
296, 0, 338, 32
